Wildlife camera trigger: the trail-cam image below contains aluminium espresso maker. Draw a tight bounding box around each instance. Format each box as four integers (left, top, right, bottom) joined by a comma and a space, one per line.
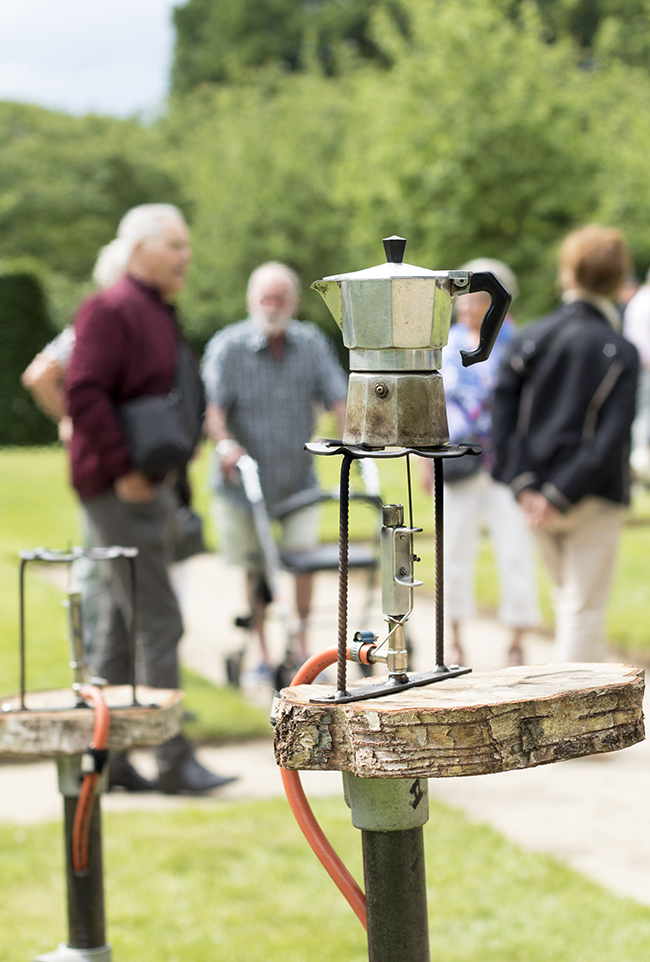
308, 235, 511, 702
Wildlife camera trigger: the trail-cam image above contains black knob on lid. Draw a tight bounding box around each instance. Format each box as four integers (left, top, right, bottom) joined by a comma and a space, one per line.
383, 235, 407, 264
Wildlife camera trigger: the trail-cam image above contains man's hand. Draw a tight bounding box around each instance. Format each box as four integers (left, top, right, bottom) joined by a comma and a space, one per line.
205, 403, 246, 480
216, 438, 247, 481
58, 416, 73, 446
517, 489, 560, 528
115, 470, 156, 503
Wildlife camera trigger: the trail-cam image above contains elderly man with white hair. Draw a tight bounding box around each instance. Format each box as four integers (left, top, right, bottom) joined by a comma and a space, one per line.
202, 261, 347, 677
66, 203, 236, 794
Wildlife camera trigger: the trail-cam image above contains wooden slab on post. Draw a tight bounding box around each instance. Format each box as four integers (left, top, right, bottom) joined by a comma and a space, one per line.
274, 664, 644, 778
0, 685, 184, 756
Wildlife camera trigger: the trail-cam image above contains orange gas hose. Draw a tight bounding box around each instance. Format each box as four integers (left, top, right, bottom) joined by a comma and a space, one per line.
71, 685, 110, 874
280, 648, 367, 929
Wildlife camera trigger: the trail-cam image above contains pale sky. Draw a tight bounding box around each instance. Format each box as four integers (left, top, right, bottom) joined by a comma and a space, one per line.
0, 0, 180, 117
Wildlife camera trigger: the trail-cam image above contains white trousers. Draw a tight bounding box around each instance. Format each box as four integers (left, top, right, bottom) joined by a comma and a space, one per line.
532, 496, 624, 662
443, 471, 541, 628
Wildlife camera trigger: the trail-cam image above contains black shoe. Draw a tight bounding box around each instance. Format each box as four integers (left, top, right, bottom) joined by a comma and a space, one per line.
108, 753, 156, 792
274, 651, 301, 691
158, 755, 238, 795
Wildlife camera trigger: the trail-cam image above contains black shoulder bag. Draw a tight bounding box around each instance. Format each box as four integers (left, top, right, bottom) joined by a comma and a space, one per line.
117, 340, 205, 476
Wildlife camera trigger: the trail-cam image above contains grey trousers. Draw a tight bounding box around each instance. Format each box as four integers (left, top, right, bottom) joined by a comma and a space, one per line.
83, 486, 188, 771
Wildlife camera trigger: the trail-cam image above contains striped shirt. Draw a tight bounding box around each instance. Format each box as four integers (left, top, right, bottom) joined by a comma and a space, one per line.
202, 318, 347, 513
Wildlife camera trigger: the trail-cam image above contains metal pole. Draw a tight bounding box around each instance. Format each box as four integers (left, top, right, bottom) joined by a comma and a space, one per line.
34, 757, 112, 961
362, 827, 430, 962
343, 774, 431, 962
63, 797, 107, 950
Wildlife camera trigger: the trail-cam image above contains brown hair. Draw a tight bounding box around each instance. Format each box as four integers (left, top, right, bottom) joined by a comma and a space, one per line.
558, 225, 631, 297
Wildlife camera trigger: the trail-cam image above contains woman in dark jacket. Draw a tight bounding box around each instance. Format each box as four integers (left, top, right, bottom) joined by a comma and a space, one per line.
492, 225, 638, 662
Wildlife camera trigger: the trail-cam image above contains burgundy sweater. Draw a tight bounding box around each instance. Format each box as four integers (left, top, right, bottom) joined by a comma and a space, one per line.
66, 275, 178, 501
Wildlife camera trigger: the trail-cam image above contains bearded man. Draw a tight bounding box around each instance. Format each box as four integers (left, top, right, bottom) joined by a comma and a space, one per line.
202, 261, 347, 674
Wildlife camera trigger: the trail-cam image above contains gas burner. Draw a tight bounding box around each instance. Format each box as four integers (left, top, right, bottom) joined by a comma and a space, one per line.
309, 666, 472, 704
306, 440, 482, 460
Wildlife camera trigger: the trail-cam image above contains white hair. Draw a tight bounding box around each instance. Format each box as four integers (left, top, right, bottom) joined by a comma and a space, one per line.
92, 238, 129, 289
460, 258, 519, 301
91, 204, 186, 288
247, 261, 301, 300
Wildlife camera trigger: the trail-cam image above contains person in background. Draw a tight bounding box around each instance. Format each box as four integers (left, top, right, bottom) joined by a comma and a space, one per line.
623, 269, 650, 482
202, 262, 347, 678
617, 274, 640, 314
21, 241, 204, 632
492, 225, 638, 662
66, 203, 236, 794
422, 259, 541, 666
21, 243, 129, 668
21, 241, 127, 442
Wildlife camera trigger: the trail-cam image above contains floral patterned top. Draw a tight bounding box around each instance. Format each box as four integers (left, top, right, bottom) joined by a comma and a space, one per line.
441, 317, 515, 470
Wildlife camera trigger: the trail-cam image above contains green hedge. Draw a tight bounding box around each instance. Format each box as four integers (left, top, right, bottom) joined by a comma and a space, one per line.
0, 272, 57, 446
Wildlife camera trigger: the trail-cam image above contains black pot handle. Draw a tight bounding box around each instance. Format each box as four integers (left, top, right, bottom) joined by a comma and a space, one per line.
458, 271, 512, 368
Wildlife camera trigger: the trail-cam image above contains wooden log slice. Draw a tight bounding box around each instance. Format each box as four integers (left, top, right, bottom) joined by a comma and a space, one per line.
0, 685, 184, 756
274, 664, 644, 778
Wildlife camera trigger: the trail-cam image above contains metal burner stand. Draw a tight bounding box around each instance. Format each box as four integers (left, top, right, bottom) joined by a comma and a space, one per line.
1, 547, 184, 962
306, 440, 478, 704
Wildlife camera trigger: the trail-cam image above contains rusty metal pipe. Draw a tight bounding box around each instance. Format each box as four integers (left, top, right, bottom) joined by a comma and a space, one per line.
337, 453, 354, 696
434, 458, 445, 669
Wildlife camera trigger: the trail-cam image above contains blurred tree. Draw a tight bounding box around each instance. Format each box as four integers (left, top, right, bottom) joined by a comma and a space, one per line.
165, 71, 351, 354
0, 272, 57, 445
170, 0, 398, 93
589, 65, 650, 277
0, 102, 186, 282
332, 0, 604, 320
169, 0, 636, 334
497, 0, 650, 71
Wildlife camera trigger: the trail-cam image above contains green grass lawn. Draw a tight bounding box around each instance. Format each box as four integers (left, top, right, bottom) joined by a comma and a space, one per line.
3, 796, 650, 961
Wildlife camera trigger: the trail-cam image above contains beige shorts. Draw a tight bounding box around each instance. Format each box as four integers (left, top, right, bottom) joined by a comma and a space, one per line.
211, 498, 320, 570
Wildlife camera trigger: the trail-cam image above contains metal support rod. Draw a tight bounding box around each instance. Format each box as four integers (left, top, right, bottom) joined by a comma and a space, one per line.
433, 458, 445, 668
127, 554, 138, 706
406, 453, 414, 530
63, 796, 107, 950
361, 827, 431, 962
337, 453, 354, 696
19, 558, 27, 709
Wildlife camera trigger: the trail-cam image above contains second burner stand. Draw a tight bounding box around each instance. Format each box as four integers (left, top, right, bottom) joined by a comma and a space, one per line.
309, 442, 470, 700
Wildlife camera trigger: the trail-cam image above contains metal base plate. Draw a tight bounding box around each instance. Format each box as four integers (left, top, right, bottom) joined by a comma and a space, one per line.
2, 703, 140, 714
309, 666, 472, 704
33, 943, 112, 962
